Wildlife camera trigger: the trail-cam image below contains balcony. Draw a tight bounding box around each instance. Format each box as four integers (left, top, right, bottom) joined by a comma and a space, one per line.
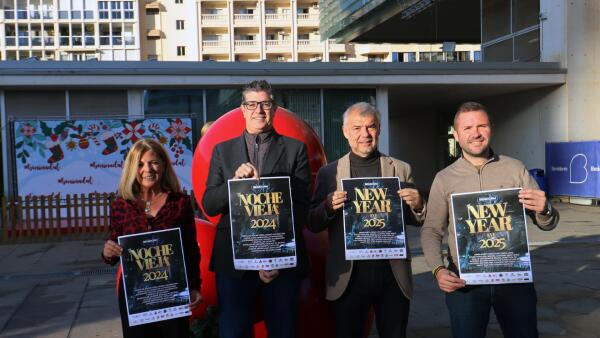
265, 39, 291, 53
233, 14, 259, 27
202, 40, 229, 54
201, 14, 228, 27
234, 40, 259, 53
297, 39, 322, 53
355, 44, 391, 55
145, 1, 161, 11
328, 39, 346, 53
147, 29, 162, 39
265, 13, 291, 27
297, 13, 319, 27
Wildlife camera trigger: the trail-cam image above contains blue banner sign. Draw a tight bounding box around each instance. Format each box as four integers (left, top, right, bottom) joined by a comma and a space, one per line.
545, 141, 600, 198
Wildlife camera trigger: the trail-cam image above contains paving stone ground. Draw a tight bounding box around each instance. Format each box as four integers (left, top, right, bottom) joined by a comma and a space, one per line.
0, 202, 598, 338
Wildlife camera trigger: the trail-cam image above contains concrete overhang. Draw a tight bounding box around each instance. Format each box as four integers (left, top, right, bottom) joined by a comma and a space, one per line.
0, 61, 565, 90
323, 0, 480, 44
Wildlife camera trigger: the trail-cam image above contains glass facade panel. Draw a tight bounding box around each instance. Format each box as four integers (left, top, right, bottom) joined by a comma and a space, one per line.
322, 89, 376, 161
483, 38, 512, 62
514, 29, 540, 62
144, 90, 204, 145
205, 89, 242, 122
144, 90, 203, 117
275, 89, 321, 137
512, 0, 539, 33
482, 0, 510, 43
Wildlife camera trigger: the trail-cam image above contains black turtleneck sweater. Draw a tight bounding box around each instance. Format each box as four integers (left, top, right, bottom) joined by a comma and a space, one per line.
349, 150, 381, 178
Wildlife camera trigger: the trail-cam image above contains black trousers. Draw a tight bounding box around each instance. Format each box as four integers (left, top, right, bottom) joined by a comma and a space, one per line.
332, 261, 410, 338
117, 281, 190, 338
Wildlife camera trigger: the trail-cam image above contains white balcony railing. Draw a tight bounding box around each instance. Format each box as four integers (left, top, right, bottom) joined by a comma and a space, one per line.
233, 14, 256, 21
234, 40, 258, 47
201, 14, 227, 21
203, 40, 228, 48
266, 39, 291, 47
297, 39, 320, 46
265, 13, 291, 21
297, 13, 318, 20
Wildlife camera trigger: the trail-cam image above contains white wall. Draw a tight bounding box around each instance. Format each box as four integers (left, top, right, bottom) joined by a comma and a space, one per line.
564, 1, 600, 141
482, 85, 568, 170
388, 105, 440, 190
540, 0, 600, 142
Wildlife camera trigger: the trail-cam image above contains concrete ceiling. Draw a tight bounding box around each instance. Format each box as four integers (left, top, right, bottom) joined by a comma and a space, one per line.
334, 0, 481, 44
388, 83, 561, 109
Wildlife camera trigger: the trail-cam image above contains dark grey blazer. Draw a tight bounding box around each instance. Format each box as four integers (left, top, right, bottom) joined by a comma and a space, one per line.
202, 131, 311, 278
308, 153, 426, 300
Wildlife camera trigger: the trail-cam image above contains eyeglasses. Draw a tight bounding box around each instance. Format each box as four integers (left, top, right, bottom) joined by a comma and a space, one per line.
242, 100, 274, 110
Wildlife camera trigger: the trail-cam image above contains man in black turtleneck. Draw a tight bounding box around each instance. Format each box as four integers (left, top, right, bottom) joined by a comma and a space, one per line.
308, 102, 426, 338
203, 80, 311, 338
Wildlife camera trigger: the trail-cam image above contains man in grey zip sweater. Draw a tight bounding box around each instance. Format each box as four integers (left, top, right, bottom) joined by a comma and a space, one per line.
421, 101, 559, 338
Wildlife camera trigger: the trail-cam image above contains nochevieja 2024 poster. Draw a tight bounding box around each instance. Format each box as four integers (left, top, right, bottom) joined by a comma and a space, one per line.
118, 228, 191, 326
228, 176, 297, 270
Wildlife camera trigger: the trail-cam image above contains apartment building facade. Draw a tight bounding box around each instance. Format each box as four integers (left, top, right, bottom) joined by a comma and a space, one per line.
0, 0, 141, 61
139, 0, 479, 62
0, 0, 479, 62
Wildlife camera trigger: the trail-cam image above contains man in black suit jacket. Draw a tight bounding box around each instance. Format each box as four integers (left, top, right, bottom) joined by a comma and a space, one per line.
202, 80, 311, 338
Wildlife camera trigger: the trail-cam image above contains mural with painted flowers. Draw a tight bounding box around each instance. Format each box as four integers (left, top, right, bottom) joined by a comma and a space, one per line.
14, 118, 194, 196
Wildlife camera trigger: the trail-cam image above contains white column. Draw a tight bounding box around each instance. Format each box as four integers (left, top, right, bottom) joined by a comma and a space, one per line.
128, 89, 144, 117
228, 0, 234, 61
0, 90, 9, 196
291, 0, 297, 61
540, 0, 567, 65
376, 87, 389, 155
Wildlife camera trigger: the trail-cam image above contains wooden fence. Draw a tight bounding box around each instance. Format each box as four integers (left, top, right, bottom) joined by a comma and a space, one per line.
0, 191, 201, 243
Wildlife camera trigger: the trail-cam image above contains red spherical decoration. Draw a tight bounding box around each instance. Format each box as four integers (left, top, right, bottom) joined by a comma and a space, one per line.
191, 107, 334, 338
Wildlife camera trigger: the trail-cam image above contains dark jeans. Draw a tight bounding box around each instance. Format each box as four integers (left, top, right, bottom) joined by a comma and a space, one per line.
216, 272, 302, 338
445, 283, 538, 338
332, 261, 410, 338
118, 281, 190, 338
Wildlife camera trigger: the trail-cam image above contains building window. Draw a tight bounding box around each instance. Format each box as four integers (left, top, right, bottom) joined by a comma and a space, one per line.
419, 52, 444, 62
176, 20, 185, 30
98, 1, 109, 19
111, 1, 121, 19
175, 0, 183, 3
177, 46, 186, 56
124, 1, 134, 19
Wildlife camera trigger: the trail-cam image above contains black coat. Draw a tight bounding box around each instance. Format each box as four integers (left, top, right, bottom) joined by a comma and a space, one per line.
202, 131, 311, 278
